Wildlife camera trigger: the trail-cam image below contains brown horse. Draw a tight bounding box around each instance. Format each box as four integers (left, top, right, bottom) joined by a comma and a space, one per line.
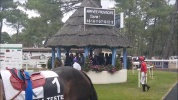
0, 67, 98, 100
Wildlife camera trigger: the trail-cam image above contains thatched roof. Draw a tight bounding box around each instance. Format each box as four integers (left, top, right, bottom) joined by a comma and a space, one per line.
23, 48, 83, 52
45, 0, 132, 48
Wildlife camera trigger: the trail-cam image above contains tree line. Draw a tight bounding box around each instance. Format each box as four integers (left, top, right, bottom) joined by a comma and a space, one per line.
0, 0, 177, 59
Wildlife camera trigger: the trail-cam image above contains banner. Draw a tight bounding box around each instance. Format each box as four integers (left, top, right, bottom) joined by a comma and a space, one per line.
0, 44, 22, 70
84, 7, 115, 26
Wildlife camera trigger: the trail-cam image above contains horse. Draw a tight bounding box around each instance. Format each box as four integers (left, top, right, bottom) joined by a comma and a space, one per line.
0, 66, 98, 100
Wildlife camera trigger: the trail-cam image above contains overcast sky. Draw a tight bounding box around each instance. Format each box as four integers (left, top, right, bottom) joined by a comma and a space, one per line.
2, 0, 176, 35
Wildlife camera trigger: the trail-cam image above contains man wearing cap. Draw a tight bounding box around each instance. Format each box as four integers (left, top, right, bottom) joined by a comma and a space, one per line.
73, 57, 81, 70
139, 56, 150, 92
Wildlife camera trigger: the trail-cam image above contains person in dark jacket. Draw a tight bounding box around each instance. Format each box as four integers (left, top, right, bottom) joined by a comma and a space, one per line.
65, 53, 71, 66
79, 53, 85, 67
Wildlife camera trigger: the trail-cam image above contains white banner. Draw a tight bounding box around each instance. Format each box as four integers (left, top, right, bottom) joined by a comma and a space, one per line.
0, 44, 23, 70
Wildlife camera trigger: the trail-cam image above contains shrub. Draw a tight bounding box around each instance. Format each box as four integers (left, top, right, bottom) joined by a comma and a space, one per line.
47, 57, 52, 69
41, 64, 46, 68
116, 56, 122, 70
82, 56, 121, 73
83, 56, 92, 72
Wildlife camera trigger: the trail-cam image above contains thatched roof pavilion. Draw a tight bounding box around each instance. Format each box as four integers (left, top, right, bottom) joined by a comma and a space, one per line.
45, 0, 131, 48
45, 0, 131, 69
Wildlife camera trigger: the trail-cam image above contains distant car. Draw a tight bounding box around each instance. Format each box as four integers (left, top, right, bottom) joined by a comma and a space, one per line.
132, 56, 139, 62
120, 56, 132, 62
169, 56, 178, 59
169, 56, 178, 63
132, 56, 140, 68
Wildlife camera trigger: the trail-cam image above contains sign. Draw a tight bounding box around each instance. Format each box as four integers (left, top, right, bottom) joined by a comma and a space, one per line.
51, 0, 79, 3
115, 12, 124, 28
0, 44, 22, 70
84, 7, 115, 26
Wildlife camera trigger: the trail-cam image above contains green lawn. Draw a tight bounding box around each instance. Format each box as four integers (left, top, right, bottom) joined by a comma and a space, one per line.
94, 70, 177, 100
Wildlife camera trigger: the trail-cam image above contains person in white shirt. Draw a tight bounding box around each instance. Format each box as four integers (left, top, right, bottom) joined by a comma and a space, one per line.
73, 57, 81, 70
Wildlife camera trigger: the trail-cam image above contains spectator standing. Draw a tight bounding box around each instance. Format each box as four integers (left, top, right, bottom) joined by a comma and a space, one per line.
105, 53, 110, 65
75, 53, 80, 62
69, 53, 74, 66
109, 53, 112, 65
92, 55, 99, 65
64, 53, 71, 66
79, 53, 85, 67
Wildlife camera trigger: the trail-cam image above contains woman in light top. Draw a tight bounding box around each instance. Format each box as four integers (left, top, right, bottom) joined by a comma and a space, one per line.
73, 57, 81, 71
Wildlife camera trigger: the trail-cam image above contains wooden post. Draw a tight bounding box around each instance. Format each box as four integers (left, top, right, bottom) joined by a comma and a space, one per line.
84, 47, 89, 58
57, 47, 61, 60
137, 69, 140, 88
52, 47, 55, 69
111, 48, 117, 66
123, 48, 127, 69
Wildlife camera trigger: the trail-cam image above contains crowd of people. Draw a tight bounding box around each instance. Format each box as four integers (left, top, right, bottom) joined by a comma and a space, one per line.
64, 53, 85, 67
64, 53, 113, 68
54, 53, 139, 71
90, 53, 113, 66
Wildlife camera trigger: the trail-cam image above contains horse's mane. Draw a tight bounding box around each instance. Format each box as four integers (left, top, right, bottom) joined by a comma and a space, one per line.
82, 71, 98, 100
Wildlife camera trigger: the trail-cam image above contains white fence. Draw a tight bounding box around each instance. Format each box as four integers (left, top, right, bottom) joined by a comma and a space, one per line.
145, 59, 178, 69
132, 59, 178, 74
23, 59, 178, 70
23, 59, 48, 70
132, 59, 178, 69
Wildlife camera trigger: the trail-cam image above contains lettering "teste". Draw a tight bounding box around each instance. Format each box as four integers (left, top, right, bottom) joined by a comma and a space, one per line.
42, 95, 64, 100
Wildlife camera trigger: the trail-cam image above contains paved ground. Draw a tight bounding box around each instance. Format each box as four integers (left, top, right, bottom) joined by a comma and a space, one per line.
163, 83, 178, 100
155, 68, 178, 100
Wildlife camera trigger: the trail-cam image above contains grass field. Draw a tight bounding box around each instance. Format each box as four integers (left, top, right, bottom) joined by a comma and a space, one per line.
94, 70, 177, 100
